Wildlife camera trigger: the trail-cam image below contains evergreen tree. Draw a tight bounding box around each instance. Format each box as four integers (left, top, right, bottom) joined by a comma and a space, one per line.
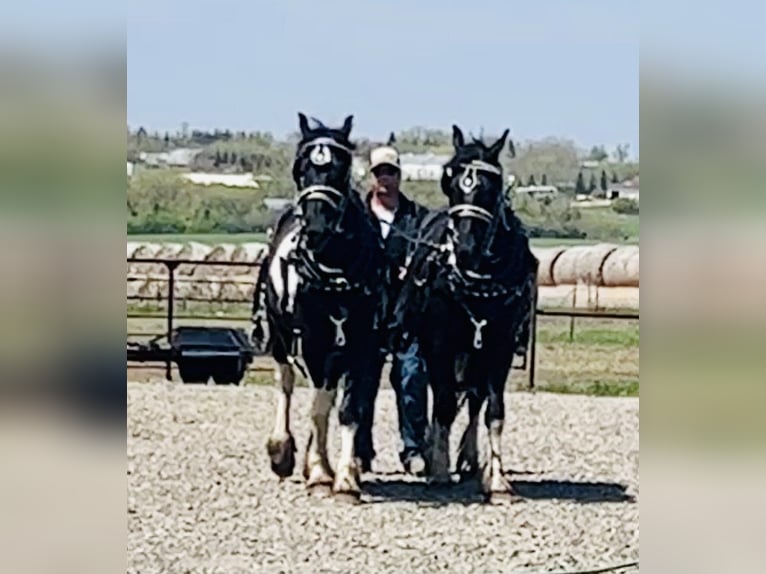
600, 169, 608, 191
541, 173, 547, 185
575, 171, 587, 195
589, 173, 597, 192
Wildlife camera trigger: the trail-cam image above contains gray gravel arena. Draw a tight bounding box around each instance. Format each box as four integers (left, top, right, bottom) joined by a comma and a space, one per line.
128, 381, 638, 573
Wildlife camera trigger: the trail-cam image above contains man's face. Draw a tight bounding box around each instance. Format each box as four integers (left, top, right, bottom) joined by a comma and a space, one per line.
371, 164, 401, 194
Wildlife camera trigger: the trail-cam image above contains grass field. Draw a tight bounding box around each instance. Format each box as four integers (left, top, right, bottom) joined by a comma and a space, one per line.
127, 312, 638, 397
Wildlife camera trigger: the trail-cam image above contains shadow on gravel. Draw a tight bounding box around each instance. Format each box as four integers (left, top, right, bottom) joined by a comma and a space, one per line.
362, 474, 635, 505
510, 479, 636, 503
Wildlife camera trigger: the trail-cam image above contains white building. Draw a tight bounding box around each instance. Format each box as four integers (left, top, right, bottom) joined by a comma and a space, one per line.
399, 152, 451, 181
182, 172, 260, 189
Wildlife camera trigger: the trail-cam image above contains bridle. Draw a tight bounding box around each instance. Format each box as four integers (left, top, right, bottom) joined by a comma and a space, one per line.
290, 135, 372, 294
293, 136, 354, 242
446, 159, 512, 261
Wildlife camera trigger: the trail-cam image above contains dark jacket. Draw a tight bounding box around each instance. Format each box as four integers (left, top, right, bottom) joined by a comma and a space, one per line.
365, 191, 430, 331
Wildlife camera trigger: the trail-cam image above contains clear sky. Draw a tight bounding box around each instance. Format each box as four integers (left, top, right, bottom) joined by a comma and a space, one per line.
128, 0, 638, 155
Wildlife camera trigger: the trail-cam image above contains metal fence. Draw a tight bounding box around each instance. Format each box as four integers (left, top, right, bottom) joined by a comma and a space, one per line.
127, 257, 638, 389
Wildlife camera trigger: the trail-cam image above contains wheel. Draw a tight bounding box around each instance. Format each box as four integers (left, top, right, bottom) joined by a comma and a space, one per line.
177, 358, 211, 384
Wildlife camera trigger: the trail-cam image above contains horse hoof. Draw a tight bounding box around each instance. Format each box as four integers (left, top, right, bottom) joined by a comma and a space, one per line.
267, 435, 296, 478
307, 483, 333, 498
485, 489, 523, 504
334, 490, 361, 505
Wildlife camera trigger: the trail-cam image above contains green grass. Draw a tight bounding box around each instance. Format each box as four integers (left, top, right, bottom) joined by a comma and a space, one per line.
538, 380, 639, 397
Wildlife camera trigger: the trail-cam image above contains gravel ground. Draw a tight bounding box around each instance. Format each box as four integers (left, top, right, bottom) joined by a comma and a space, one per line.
128, 381, 638, 573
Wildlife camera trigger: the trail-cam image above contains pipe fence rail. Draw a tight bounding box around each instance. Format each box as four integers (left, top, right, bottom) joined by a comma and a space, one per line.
127, 257, 638, 388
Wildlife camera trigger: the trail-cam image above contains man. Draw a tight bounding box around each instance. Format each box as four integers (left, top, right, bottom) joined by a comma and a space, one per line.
355, 138, 431, 476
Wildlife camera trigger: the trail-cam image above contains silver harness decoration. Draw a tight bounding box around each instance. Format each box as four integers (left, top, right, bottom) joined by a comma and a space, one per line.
329, 313, 348, 347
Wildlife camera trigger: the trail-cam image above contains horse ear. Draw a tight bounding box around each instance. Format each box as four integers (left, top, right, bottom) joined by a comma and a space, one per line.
340, 115, 354, 139
387, 132, 396, 145
298, 112, 311, 138
452, 125, 465, 149
488, 129, 509, 161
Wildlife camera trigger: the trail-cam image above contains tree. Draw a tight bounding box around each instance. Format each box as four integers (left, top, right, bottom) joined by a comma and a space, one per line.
589, 173, 597, 192
600, 169, 608, 191
163, 132, 170, 147
612, 172, 619, 184
589, 145, 609, 162
230, 152, 237, 165
541, 173, 547, 185
214, 150, 222, 167
614, 143, 630, 163
527, 174, 537, 186
222, 151, 229, 164
575, 171, 587, 195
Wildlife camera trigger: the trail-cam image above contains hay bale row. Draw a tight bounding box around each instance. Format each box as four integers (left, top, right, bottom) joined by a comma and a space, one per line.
127, 275, 257, 302
533, 244, 639, 287
126, 242, 268, 279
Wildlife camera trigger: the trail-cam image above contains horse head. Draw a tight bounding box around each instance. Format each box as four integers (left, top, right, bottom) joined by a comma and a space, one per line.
292, 112, 356, 255
441, 125, 515, 275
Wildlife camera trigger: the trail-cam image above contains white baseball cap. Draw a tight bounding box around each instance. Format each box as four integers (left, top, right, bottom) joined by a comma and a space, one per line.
369, 146, 400, 171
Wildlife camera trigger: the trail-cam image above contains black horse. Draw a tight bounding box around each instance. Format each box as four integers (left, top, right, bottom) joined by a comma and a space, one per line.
252, 113, 383, 501
391, 125, 538, 501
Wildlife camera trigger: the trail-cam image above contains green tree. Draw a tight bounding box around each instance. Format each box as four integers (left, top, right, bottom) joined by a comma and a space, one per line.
575, 171, 587, 195
612, 172, 619, 184
527, 174, 537, 186
589, 173, 597, 192
589, 145, 609, 161
600, 169, 608, 191
541, 173, 547, 185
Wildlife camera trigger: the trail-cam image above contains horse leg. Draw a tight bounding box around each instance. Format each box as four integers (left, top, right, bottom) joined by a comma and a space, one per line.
429, 379, 458, 484
482, 374, 519, 501
333, 365, 364, 502
266, 362, 297, 478
303, 386, 337, 493
457, 391, 484, 480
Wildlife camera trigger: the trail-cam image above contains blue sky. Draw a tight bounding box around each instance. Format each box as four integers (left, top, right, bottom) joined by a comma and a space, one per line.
128, 0, 638, 155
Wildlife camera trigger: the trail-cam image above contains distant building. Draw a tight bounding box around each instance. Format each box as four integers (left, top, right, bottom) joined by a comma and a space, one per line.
608, 177, 640, 201
138, 148, 201, 168
182, 172, 260, 188
165, 148, 202, 167
399, 152, 451, 181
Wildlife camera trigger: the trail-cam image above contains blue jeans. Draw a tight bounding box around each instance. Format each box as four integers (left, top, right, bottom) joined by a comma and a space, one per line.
355, 339, 429, 463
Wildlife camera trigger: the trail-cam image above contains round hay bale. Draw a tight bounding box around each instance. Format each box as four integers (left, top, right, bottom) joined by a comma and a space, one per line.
575, 243, 619, 286
551, 246, 590, 285
176, 242, 212, 276
155, 242, 184, 260
232, 242, 268, 264
129, 243, 165, 275
531, 246, 567, 286
602, 246, 640, 287
626, 250, 639, 286
202, 243, 238, 277
131, 242, 161, 259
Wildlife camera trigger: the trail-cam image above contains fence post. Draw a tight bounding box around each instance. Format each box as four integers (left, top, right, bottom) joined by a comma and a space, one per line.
166, 261, 179, 381
569, 285, 577, 342
528, 287, 538, 391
